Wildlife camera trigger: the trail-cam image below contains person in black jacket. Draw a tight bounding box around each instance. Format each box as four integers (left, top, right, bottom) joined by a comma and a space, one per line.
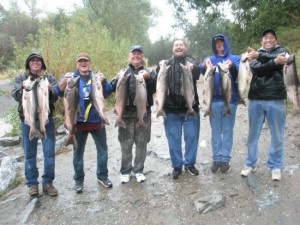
241, 29, 288, 181
157, 39, 201, 179
11, 52, 58, 196
110, 45, 157, 184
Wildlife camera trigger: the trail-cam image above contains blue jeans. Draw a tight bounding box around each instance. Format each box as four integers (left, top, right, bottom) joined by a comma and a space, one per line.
246, 100, 285, 169
73, 127, 108, 182
209, 102, 237, 163
164, 112, 200, 169
22, 117, 56, 187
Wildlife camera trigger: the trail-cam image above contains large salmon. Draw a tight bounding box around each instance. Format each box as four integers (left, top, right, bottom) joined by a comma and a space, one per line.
203, 65, 215, 117
91, 72, 109, 125
37, 76, 49, 138
238, 53, 252, 105
134, 72, 147, 128
22, 76, 42, 140
63, 76, 80, 147
180, 63, 196, 119
217, 62, 232, 115
155, 60, 169, 118
284, 54, 299, 115
114, 70, 128, 128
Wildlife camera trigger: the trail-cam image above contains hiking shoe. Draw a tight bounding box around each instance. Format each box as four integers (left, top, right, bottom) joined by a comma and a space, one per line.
220, 162, 231, 173
172, 168, 182, 179
97, 177, 113, 188
211, 162, 221, 173
74, 181, 84, 193
272, 168, 281, 181
121, 174, 131, 183
135, 173, 146, 183
28, 185, 39, 196
241, 165, 257, 177
185, 165, 199, 176
43, 184, 58, 196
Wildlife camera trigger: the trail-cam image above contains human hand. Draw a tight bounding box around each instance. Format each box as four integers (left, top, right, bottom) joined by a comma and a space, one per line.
204, 59, 213, 69
274, 53, 288, 65
246, 47, 259, 61
225, 60, 233, 69
139, 70, 150, 79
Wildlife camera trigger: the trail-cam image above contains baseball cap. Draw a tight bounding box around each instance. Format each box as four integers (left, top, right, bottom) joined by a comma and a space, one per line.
262, 29, 277, 39
129, 45, 143, 53
213, 36, 224, 42
76, 53, 90, 62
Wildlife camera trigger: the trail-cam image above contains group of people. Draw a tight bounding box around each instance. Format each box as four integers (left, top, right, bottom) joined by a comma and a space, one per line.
11, 28, 288, 197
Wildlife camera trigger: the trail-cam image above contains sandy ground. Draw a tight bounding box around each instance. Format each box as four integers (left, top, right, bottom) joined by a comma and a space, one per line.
0, 80, 300, 225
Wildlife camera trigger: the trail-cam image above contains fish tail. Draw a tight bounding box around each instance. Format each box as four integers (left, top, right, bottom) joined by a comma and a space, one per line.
115, 119, 126, 129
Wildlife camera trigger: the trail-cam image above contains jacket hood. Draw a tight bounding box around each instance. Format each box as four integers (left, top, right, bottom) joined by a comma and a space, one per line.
211, 34, 230, 57
25, 52, 47, 70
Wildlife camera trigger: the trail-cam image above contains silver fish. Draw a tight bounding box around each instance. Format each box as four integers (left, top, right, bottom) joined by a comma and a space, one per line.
91, 72, 109, 125
114, 70, 128, 128
238, 53, 252, 105
217, 62, 232, 115
22, 77, 42, 140
134, 72, 148, 128
180, 63, 196, 119
203, 65, 216, 117
284, 54, 299, 115
155, 60, 169, 118
63, 76, 80, 147
37, 76, 49, 138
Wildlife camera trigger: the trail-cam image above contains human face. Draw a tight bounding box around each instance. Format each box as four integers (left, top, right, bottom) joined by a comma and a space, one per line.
128, 50, 144, 68
262, 32, 277, 50
172, 40, 187, 57
76, 59, 91, 75
215, 39, 225, 55
29, 57, 42, 74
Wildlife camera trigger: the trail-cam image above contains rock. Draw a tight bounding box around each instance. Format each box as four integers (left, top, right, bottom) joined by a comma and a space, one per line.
20, 197, 40, 224
56, 125, 67, 135
194, 192, 226, 213
257, 190, 280, 211
246, 174, 261, 194
284, 164, 299, 175
0, 136, 21, 147
0, 156, 18, 191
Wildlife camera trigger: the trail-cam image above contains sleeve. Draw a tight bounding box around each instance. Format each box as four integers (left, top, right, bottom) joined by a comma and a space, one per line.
102, 79, 113, 98
47, 74, 59, 103
54, 75, 67, 97
145, 68, 157, 94
250, 59, 278, 76
110, 75, 118, 93
11, 74, 24, 103
229, 55, 240, 80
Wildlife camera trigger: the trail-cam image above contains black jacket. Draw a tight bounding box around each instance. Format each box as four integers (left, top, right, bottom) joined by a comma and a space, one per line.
157, 55, 200, 113
11, 73, 58, 121
249, 45, 287, 100
111, 64, 157, 111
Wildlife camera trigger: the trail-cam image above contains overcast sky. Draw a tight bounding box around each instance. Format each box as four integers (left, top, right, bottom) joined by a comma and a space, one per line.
1, 0, 192, 42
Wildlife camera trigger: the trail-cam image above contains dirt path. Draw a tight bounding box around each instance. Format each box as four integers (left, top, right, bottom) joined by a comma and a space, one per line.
1, 80, 300, 225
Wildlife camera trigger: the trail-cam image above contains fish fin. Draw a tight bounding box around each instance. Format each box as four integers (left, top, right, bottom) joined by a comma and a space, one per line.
156, 110, 166, 119
204, 111, 213, 117
64, 135, 78, 147
102, 117, 110, 125
136, 121, 146, 128
29, 128, 42, 141
185, 111, 196, 119
115, 120, 126, 129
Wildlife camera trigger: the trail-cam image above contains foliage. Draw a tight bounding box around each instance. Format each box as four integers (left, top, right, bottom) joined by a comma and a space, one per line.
0, 170, 23, 198
2, 107, 21, 137
82, 0, 153, 45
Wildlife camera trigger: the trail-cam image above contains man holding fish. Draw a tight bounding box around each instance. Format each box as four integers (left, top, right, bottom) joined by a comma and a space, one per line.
56, 53, 113, 193
199, 34, 240, 174
156, 39, 201, 179
110, 45, 156, 184
241, 29, 290, 181
11, 52, 59, 196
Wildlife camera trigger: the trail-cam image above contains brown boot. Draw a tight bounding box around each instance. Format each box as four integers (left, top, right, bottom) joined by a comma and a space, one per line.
43, 184, 58, 196
28, 185, 39, 196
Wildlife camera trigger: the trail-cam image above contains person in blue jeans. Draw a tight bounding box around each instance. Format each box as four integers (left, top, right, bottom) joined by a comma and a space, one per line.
241, 29, 289, 181
157, 39, 201, 179
56, 53, 113, 193
11, 52, 59, 196
199, 34, 240, 173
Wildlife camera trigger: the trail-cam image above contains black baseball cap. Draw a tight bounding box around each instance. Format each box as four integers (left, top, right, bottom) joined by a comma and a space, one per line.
262, 29, 277, 39
129, 45, 143, 53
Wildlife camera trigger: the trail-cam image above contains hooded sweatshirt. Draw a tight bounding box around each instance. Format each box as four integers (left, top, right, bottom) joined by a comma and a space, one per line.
199, 34, 240, 104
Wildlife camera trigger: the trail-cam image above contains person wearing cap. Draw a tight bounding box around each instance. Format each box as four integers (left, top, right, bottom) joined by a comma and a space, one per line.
11, 52, 59, 196
240, 29, 289, 181
199, 34, 240, 174
156, 39, 201, 179
55, 52, 114, 192
110, 45, 157, 183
